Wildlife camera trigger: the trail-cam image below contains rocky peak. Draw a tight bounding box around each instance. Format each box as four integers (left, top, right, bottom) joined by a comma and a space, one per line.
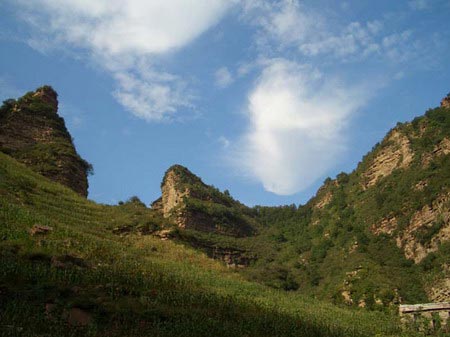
0, 86, 92, 197
160, 165, 204, 218
442, 94, 450, 109
32, 85, 58, 111
153, 165, 256, 237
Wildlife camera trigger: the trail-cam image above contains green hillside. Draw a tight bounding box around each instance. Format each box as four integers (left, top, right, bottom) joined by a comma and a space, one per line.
0, 152, 408, 336
238, 104, 450, 307
166, 102, 450, 311
2, 88, 450, 336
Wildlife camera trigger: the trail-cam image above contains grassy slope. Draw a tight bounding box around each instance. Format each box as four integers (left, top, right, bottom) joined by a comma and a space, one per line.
0, 152, 408, 337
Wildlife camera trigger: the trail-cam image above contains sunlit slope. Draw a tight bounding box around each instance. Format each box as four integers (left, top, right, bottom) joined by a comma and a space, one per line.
0, 152, 407, 337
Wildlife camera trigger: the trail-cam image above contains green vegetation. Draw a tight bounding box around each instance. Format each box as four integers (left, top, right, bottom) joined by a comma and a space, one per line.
0, 87, 93, 196
162, 164, 257, 237
171, 105, 450, 312
0, 152, 410, 336
2, 87, 450, 336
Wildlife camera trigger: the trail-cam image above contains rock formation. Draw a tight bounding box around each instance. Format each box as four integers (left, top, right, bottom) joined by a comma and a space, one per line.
152, 165, 256, 237
441, 94, 450, 109
0, 86, 91, 197
362, 130, 413, 188
396, 193, 450, 263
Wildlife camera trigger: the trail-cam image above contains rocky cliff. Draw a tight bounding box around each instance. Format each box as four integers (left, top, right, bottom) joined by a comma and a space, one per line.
215, 94, 450, 305
442, 94, 450, 109
0, 86, 91, 197
152, 165, 256, 237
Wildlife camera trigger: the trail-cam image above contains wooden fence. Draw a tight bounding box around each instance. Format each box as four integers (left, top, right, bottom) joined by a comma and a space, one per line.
399, 303, 450, 332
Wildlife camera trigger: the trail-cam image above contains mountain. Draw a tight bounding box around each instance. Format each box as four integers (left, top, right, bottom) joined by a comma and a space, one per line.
0, 86, 92, 197
147, 94, 450, 309
1, 86, 450, 335
239, 95, 450, 307
0, 104, 404, 337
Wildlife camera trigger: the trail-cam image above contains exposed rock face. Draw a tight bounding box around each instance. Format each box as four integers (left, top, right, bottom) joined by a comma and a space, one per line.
363, 130, 413, 188
160, 166, 199, 218
428, 278, 450, 302
422, 137, 450, 166
371, 216, 397, 236
186, 237, 255, 268
312, 182, 335, 209
153, 165, 255, 237
396, 193, 450, 263
0, 86, 91, 197
374, 193, 450, 263
442, 95, 450, 109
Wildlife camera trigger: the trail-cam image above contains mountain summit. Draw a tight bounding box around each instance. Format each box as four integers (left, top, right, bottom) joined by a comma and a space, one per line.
152, 164, 257, 237
0, 85, 92, 196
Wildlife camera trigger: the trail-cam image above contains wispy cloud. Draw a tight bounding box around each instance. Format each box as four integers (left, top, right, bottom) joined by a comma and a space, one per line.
241, 0, 422, 64
409, 0, 429, 10
14, 0, 235, 121
218, 136, 231, 149
228, 0, 422, 195
214, 67, 234, 88
231, 59, 369, 195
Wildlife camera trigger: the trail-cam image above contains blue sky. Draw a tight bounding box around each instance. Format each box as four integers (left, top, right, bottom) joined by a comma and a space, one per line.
1, 0, 450, 206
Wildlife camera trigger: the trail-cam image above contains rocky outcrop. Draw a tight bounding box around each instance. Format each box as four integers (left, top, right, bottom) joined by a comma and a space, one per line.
363, 130, 413, 188
422, 137, 450, 166
396, 193, 450, 263
177, 232, 256, 267
158, 165, 201, 218
371, 216, 397, 236
0, 86, 91, 197
372, 193, 450, 264
152, 165, 256, 237
312, 182, 336, 209
192, 243, 254, 268
442, 95, 450, 109
428, 278, 450, 302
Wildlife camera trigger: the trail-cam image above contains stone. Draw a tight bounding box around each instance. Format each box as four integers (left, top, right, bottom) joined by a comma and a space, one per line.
51, 255, 87, 269
153, 229, 174, 241
30, 224, 53, 236
45, 303, 56, 317
71, 286, 82, 294
66, 307, 92, 326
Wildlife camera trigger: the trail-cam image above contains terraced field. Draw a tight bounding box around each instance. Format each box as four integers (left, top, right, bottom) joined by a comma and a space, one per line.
0, 152, 412, 337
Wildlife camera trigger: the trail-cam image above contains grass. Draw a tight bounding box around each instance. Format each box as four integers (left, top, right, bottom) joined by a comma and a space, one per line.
0, 152, 412, 337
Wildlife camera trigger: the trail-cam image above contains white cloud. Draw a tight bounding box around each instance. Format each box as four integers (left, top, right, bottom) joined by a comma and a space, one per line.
214, 67, 234, 88
242, 1, 421, 64
240, 0, 320, 53
15, 0, 235, 121
229, 1, 430, 195
231, 59, 368, 195
262, 1, 317, 46
409, 0, 429, 10
297, 20, 391, 60
112, 71, 192, 122
218, 136, 231, 149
